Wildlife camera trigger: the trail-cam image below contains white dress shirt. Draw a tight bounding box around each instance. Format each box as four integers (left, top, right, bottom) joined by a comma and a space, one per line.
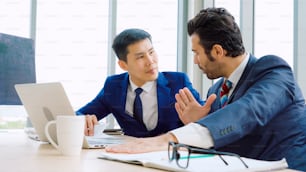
171, 53, 250, 148
125, 78, 158, 131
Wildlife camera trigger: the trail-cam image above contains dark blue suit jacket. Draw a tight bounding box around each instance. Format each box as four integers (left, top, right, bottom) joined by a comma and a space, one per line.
197, 55, 306, 170
77, 72, 202, 137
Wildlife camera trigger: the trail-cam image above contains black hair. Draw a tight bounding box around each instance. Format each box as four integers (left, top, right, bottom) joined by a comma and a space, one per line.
187, 7, 245, 57
112, 28, 152, 62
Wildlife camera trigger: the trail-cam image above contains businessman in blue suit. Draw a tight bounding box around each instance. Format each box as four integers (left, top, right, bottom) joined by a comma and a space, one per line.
106, 8, 306, 170
77, 28, 202, 137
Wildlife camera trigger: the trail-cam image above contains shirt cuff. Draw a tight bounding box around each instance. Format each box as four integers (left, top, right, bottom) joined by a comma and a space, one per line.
170, 123, 214, 148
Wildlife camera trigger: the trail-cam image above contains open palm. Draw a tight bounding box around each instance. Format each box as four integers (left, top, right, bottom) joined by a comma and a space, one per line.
175, 87, 216, 124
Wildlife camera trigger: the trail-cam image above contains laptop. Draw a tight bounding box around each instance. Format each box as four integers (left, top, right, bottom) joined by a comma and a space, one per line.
15, 82, 124, 149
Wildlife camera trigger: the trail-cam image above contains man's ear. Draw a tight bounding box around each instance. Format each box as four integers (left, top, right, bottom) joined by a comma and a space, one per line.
118, 60, 128, 71
212, 44, 225, 58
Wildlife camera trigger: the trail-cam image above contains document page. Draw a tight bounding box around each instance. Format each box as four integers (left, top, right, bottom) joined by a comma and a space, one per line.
85, 124, 124, 145
99, 151, 288, 172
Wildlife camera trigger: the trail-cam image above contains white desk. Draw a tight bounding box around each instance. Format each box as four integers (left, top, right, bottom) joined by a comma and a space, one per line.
0, 130, 299, 172
0, 130, 163, 172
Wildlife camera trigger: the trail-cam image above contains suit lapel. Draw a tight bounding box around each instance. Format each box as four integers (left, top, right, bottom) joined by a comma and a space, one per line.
228, 55, 258, 103
156, 72, 172, 105
112, 73, 129, 112
156, 73, 173, 124
209, 79, 224, 110
209, 55, 258, 109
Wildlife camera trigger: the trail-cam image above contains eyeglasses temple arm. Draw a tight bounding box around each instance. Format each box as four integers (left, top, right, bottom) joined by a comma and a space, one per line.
191, 147, 248, 168
218, 155, 228, 166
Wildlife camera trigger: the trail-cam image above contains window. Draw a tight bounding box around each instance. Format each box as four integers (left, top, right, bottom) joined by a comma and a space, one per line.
215, 0, 240, 25
1, 0, 178, 129
0, 0, 31, 129
35, 1, 109, 109
1, 1, 297, 130
0, 0, 31, 37
254, 1, 293, 67
116, 0, 178, 73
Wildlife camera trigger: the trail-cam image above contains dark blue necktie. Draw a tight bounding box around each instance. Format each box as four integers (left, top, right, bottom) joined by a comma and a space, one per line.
133, 88, 143, 124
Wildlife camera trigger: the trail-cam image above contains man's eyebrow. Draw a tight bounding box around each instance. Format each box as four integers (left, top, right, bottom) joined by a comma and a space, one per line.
134, 52, 145, 56
134, 47, 154, 56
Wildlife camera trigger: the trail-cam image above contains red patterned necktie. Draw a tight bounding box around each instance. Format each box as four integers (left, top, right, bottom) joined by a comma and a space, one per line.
220, 80, 232, 107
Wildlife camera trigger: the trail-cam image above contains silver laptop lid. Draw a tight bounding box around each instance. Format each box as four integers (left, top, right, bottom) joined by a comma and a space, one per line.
15, 82, 75, 142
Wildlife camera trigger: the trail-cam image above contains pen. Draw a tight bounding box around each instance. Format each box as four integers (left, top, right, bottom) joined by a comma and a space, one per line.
180, 154, 214, 160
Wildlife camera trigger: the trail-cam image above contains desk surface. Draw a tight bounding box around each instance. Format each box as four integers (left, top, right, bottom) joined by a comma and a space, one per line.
0, 130, 163, 172
0, 130, 299, 172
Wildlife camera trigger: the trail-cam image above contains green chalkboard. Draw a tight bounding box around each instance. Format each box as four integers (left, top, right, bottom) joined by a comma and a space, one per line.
0, 33, 36, 105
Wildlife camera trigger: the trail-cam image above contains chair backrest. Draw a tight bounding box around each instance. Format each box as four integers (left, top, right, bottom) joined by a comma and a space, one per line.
0, 33, 36, 105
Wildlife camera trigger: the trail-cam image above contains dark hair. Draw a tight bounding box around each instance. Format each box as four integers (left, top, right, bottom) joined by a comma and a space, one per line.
112, 28, 152, 62
187, 7, 245, 57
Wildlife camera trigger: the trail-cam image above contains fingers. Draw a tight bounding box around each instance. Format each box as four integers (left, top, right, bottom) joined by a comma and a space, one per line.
105, 138, 142, 153
205, 94, 217, 107
174, 89, 216, 125
105, 135, 169, 153
105, 144, 130, 153
174, 102, 183, 117
178, 88, 189, 104
183, 87, 196, 102
84, 115, 98, 136
175, 102, 188, 124
175, 87, 196, 106
175, 93, 185, 110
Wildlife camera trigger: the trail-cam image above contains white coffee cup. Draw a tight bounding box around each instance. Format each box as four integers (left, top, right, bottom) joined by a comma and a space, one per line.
45, 115, 85, 156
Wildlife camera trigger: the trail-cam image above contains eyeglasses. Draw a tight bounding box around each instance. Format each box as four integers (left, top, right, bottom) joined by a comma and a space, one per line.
168, 142, 248, 169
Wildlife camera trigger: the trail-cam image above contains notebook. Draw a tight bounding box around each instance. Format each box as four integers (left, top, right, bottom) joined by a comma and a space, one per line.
14, 82, 124, 149
99, 151, 288, 172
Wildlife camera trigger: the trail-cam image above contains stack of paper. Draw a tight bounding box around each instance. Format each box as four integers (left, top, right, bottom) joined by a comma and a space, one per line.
99, 151, 288, 172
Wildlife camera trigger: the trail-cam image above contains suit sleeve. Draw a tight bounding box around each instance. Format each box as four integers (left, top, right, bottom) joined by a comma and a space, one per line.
76, 77, 112, 120
197, 56, 303, 148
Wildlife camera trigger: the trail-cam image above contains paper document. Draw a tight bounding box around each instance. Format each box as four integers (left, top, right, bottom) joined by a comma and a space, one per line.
98, 151, 288, 172
85, 124, 125, 146
85, 133, 124, 146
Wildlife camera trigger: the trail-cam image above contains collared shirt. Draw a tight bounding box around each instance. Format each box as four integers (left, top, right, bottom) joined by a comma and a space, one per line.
227, 53, 250, 97
171, 53, 250, 148
126, 78, 158, 131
